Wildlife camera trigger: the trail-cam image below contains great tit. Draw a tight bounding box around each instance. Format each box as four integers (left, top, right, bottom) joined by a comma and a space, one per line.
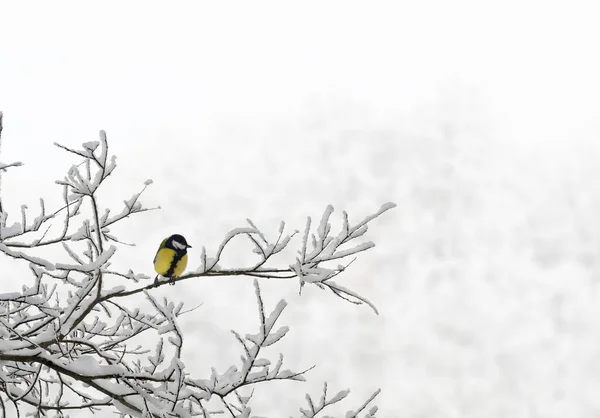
153, 234, 191, 286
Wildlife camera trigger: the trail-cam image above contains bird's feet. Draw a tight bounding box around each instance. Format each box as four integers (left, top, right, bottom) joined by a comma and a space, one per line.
168, 277, 176, 286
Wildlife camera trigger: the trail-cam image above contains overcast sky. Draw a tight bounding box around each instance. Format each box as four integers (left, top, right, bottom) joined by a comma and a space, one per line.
1, 2, 600, 417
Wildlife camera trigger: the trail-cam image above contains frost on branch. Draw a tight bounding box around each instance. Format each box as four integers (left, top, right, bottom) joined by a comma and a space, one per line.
296, 382, 381, 418
187, 203, 395, 315
0, 118, 391, 417
188, 280, 314, 416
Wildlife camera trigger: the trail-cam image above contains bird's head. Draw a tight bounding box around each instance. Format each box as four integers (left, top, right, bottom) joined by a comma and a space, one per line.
167, 234, 192, 251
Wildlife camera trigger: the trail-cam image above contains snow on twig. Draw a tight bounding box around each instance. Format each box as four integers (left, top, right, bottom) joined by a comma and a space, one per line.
0, 121, 393, 417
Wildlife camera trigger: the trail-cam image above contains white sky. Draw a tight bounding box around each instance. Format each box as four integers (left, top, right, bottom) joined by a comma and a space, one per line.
1, 1, 600, 417
2, 1, 598, 143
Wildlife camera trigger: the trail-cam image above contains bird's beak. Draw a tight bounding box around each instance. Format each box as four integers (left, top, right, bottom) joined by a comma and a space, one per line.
187, 244, 192, 248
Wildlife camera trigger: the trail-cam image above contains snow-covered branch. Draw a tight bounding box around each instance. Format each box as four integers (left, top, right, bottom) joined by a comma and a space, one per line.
0, 121, 389, 417
112, 202, 394, 314
296, 383, 380, 418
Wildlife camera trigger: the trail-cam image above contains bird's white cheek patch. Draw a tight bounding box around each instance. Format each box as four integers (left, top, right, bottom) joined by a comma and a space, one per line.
173, 240, 187, 251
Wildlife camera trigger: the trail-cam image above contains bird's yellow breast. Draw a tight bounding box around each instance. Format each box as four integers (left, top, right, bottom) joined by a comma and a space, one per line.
154, 248, 188, 278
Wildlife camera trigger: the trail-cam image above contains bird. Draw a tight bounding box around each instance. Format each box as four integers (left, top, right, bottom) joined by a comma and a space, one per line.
153, 234, 192, 287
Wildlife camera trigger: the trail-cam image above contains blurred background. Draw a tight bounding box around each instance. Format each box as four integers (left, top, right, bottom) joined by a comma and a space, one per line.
1, 1, 600, 416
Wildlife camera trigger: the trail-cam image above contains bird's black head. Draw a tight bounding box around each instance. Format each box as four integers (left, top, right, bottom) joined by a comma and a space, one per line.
166, 234, 192, 252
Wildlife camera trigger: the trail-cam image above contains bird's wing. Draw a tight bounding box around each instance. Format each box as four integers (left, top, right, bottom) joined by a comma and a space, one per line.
153, 238, 168, 264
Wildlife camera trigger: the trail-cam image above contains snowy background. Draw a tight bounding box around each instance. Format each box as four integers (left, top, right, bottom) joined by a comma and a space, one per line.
1, 2, 600, 416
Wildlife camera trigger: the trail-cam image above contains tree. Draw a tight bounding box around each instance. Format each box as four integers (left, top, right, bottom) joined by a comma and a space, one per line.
0, 112, 395, 417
